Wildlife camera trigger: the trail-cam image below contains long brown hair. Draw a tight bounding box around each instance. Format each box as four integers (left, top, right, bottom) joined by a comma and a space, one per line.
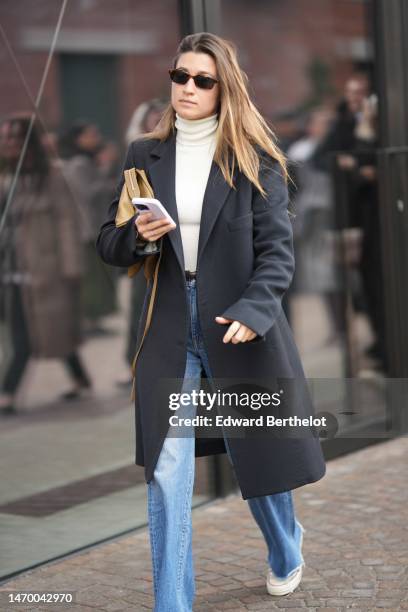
137, 32, 289, 199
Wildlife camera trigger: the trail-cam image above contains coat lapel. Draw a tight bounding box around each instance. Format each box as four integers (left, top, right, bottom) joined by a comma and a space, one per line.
196, 156, 233, 268
148, 132, 234, 273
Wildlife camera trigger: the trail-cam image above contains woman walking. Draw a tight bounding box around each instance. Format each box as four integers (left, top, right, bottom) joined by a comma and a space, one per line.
97, 32, 326, 611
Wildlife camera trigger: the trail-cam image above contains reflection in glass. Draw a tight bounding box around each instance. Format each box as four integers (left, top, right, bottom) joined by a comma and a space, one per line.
0, 0, 215, 578
0, 114, 90, 409
218, 0, 385, 430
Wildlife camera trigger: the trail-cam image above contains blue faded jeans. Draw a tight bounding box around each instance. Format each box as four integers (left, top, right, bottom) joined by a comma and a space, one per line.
147, 277, 305, 612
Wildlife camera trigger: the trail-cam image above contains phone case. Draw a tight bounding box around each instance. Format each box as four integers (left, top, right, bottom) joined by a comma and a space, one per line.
132, 197, 176, 226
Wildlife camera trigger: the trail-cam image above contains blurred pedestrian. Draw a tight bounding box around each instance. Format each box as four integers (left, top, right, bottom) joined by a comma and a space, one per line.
313, 75, 387, 371
288, 107, 345, 343
59, 121, 119, 335
0, 114, 92, 413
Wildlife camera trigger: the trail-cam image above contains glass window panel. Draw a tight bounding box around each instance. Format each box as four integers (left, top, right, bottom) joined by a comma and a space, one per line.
0, 0, 216, 578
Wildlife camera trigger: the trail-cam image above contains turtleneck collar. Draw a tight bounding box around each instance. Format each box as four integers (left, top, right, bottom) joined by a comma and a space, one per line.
175, 111, 218, 146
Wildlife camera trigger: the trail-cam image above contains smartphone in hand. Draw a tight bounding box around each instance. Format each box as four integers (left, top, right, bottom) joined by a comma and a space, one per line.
132, 197, 176, 227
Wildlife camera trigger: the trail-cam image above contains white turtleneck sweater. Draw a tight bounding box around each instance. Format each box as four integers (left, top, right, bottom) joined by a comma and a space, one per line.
175, 111, 218, 272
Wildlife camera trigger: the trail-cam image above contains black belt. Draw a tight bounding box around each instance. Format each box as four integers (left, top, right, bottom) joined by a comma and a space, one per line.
185, 270, 197, 280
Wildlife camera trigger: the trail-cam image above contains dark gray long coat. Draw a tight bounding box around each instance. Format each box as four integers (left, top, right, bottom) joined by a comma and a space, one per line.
96, 133, 326, 500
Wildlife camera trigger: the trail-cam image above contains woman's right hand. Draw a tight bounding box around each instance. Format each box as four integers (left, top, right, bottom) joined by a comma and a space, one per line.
135, 212, 176, 242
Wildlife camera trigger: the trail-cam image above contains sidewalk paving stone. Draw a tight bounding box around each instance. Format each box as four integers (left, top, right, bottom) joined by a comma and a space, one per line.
0, 436, 407, 610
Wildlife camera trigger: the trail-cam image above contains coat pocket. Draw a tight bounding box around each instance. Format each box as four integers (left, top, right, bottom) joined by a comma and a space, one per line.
227, 212, 253, 232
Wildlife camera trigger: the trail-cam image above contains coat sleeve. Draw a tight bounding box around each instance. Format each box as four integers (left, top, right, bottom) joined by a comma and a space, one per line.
95, 143, 160, 267
220, 154, 295, 339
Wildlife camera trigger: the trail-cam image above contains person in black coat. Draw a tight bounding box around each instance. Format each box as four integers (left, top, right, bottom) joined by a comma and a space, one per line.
97, 32, 326, 608
312, 75, 387, 370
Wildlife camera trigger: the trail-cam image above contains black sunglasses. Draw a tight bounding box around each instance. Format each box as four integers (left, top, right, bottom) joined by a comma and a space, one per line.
168, 68, 219, 90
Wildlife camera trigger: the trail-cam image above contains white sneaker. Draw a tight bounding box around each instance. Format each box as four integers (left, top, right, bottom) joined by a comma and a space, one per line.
266, 524, 305, 596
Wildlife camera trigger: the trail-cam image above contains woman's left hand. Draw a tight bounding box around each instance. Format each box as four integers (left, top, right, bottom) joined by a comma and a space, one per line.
215, 316, 257, 343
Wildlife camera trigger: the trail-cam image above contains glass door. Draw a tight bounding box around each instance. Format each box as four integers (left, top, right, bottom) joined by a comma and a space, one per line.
213, 0, 393, 445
